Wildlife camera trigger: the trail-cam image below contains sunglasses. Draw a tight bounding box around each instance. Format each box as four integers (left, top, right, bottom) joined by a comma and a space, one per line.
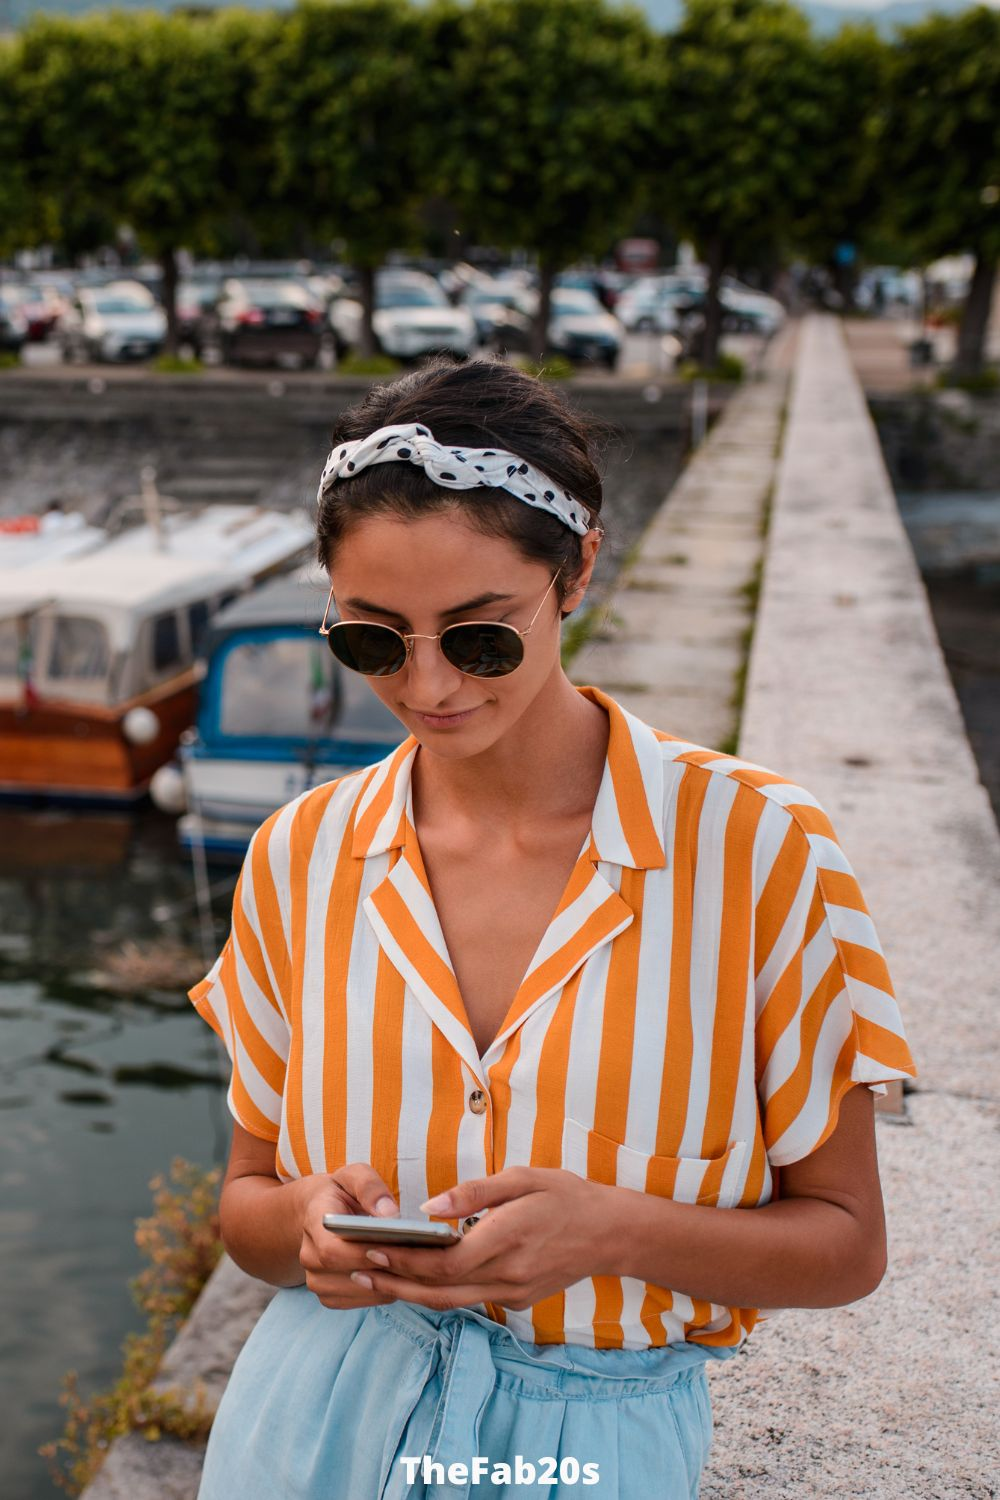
318, 569, 562, 678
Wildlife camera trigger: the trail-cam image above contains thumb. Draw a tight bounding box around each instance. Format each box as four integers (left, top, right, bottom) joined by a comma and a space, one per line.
420, 1168, 529, 1218
342, 1165, 400, 1217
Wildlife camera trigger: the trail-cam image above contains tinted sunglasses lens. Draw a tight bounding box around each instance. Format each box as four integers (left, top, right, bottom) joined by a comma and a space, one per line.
326, 622, 407, 676
441, 623, 524, 677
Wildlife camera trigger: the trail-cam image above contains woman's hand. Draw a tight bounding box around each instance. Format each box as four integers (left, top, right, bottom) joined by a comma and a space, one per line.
297, 1164, 407, 1311
349, 1166, 610, 1312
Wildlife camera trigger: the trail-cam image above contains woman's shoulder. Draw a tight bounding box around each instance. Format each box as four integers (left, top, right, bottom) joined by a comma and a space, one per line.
646, 724, 829, 831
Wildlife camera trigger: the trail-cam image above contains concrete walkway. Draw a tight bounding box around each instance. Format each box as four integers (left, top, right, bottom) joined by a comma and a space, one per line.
701, 315, 1000, 1498
569, 322, 796, 750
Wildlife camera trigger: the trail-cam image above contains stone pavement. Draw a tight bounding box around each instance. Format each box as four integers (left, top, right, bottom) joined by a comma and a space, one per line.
568, 321, 798, 750
700, 315, 1000, 1498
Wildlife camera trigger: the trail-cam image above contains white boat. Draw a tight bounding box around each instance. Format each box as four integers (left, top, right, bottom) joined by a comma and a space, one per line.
0, 507, 108, 569
0, 494, 315, 805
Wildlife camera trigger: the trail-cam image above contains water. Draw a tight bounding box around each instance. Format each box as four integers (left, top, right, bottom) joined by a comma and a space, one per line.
896, 491, 1000, 826
0, 806, 236, 1500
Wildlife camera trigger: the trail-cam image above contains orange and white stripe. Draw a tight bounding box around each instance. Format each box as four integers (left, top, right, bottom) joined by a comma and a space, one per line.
189, 683, 917, 1352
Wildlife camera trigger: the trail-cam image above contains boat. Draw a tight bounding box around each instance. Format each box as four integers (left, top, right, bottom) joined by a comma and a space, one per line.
0, 506, 108, 569
150, 564, 405, 859
0, 497, 316, 806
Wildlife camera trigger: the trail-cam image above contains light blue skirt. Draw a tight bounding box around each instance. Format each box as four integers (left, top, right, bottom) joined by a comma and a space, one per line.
196, 1285, 740, 1499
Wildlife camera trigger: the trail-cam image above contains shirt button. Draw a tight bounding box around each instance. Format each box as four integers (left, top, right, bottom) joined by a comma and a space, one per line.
468, 1089, 488, 1114
463, 1215, 480, 1231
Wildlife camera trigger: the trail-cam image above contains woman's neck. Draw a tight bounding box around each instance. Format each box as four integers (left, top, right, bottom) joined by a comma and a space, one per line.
410, 673, 609, 840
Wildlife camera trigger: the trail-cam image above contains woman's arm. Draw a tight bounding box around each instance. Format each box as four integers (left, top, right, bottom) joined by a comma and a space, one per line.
606, 1083, 889, 1309
218, 1122, 311, 1287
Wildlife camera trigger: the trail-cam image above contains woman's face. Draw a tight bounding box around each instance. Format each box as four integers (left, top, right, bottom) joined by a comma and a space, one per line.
324, 511, 595, 757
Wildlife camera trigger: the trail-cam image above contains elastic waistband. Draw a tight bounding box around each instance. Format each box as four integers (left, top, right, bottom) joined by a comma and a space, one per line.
375, 1298, 733, 1398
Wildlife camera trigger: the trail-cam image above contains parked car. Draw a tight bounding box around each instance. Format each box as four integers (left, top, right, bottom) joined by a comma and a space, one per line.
459, 280, 537, 347
0, 286, 30, 353
546, 287, 623, 369
329, 271, 478, 363
175, 277, 223, 356
59, 280, 167, 363
615, 274, 703, 333
718, 277, 785, 335
202, 278, 328, 369
18, 281, 72, 341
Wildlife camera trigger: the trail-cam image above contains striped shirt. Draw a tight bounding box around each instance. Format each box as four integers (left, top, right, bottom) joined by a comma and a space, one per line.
188, 682, 917, 1351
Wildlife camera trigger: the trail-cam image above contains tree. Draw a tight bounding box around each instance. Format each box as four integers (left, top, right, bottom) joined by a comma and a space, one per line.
655, 0, 822, 366
794, 22, 891, 310
423, 0, 664, 361
884, 6, 1000, 379
17, 11, 262, 353
253, 0, 435, 358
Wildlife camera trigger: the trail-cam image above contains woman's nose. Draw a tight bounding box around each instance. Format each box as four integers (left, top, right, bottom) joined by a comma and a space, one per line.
405, 633, 464, 695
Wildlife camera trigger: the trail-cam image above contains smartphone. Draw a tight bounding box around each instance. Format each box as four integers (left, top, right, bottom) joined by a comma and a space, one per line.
323, 1213, 464, 1247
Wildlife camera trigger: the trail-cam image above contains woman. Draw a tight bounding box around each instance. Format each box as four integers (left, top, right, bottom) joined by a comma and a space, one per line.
188, 355, 917, 1499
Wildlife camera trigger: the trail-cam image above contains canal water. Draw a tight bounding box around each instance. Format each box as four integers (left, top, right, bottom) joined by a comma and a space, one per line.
0, 806, 238, 1499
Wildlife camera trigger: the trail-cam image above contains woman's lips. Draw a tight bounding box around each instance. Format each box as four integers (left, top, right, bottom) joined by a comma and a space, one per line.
409, 704, 483, 728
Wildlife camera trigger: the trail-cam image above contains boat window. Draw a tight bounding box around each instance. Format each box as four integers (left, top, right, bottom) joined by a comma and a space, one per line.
0, 620, 20, 677
188, 600, 211, 656
219, 636, 339, 738
152, 611, 182, 671
47, 615, 110, 680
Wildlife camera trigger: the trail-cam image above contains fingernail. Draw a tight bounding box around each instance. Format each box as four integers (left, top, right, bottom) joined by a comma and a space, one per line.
419, 1192, 453, 1213
374, 1196, 398, 1216
351, 1271, 373, 1288
366, 1250, 390, 1267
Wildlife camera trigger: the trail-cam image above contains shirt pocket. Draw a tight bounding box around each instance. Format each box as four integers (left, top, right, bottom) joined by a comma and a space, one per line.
561, 1116, 750, 1211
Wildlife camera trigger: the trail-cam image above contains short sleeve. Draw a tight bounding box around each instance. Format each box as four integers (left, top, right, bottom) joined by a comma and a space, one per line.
753, 794, 917, 1168
187, 811, 291, 1142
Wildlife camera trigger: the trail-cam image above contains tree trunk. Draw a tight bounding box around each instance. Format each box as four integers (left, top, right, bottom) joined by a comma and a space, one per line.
358, 262, 376, 359
532, 260, 556, 365
160, 246, 179, 358
832, 256, 856, 313
952, 252, 997, 381
697, 236, 726, 369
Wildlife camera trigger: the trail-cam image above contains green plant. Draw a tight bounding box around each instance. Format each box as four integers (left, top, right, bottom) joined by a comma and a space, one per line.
678, 352, 745, 383
0, 350, 21, 368
935, 366, 999, 395
39, 1157, 224, 1495
560, 602, 603, 666
336, 350, 402, 375
151, 353, 204, 374
511, 354, 576, 381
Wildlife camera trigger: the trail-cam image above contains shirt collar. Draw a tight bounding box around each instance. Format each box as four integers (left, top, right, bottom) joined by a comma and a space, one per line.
351, 683, 666, 870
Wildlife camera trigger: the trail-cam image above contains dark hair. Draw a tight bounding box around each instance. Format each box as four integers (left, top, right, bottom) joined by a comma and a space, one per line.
314, 355, 619, 617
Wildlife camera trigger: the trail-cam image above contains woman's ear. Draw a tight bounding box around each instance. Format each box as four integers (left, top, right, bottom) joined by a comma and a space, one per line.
561, 527, 602, 613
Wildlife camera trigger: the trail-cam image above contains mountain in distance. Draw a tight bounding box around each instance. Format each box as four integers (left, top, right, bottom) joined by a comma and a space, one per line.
3, 0, 991, 34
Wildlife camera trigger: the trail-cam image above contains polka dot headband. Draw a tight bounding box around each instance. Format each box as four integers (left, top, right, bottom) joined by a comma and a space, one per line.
316, 421, 596, 536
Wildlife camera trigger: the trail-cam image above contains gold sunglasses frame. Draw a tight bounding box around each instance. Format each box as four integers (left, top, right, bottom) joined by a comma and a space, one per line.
317, 568, 563, 677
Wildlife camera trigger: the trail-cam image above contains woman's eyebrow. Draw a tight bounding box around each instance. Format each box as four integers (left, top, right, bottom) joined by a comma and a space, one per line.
342, 591, 516, 619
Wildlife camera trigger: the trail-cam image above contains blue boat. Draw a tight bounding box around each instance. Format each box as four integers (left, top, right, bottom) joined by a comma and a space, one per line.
151, 565, 405, 859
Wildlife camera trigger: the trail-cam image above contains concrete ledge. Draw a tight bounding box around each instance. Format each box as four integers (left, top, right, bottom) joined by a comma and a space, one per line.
704, 314, 1000, 1498
80, 1256, 276, 1500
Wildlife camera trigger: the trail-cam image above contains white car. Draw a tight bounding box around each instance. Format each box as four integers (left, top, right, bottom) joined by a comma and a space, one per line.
329, 272, 478, 361
60, 279, 167, 363
614, 274, 704, 333
546, 288, 624, 369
